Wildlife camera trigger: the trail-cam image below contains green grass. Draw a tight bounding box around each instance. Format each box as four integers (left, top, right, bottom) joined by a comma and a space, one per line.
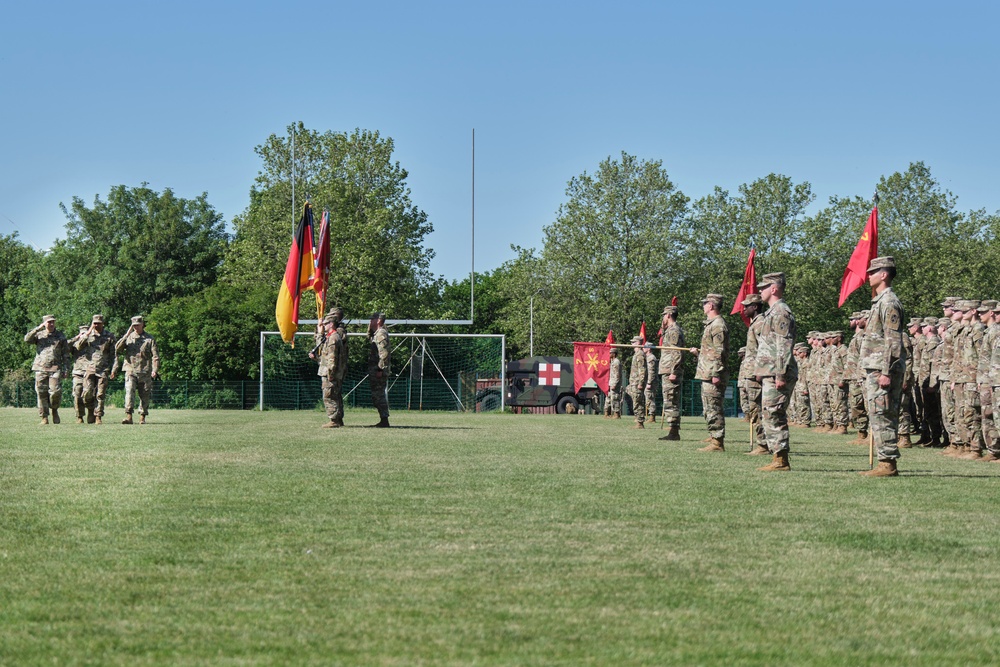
2, 407, 1000, 666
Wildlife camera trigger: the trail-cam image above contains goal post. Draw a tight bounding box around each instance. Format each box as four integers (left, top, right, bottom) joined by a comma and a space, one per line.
258, 331, 506, 413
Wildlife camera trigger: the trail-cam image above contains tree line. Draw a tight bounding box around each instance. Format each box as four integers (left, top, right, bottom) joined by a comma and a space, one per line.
3, 123, 998, 386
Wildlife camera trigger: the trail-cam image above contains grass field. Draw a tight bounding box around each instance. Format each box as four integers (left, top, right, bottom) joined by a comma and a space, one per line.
2, 407, 1000, 666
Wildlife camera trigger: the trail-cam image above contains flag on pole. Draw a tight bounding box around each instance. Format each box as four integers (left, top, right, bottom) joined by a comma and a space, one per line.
313, 209, 331, 319
275, 203, 317, 345
639, 322, 647, 345
573, 342, 611, 393
838, 204, 879, 307
731, 248, 757, 326
605, 330, 614, 345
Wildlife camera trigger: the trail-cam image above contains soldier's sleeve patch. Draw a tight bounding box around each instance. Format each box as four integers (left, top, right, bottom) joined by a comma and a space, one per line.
889, 310, 900, 329
777, 317, 789, 335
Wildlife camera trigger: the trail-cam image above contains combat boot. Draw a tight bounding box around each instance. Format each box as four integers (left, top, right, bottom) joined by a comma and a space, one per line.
122, 413, 133, 425
658, 425, 680, 441
333, 418, 344, 427
698, 438, 725, 452
87, 408, 96, 424
321, 420, 339, 429
139, 415, 146, 425
897, 434, 913, 448
612, 412, 621, 420
850, 430, 869, 445
632, 422, 645, 430
95, 416, 103, 425
758, 451, 790, 471
373, 416, 390, 428
40, 416, 48, 425
831, 425, 848, 436
649, 414, 657, 423
959, 449, 982, 461
979, 451, 999, 462
859, 460, 899, 477
76, 417, 84, 424
745, 444, 770, 456
51, 408, 60, 424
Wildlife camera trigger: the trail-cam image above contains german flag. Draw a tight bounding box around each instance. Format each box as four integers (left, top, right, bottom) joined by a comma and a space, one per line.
275, 203, 316, 344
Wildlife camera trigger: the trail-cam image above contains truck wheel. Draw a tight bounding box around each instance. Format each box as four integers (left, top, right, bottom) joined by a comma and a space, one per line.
481, 393, 501, 412
556, 395, 580, 414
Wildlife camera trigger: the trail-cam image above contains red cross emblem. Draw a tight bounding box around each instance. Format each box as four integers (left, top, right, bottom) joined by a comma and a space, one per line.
538, 362, 561, 386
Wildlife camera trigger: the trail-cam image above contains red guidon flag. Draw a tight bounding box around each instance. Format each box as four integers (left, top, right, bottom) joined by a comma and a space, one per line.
573, 342, 611, 394
731, 247, 757, 326
275, 203, 317, 345
313, 208, 331, 318
838, 204, 878, 307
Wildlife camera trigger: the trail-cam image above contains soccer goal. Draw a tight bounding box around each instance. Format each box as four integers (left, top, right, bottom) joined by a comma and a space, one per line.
258, 331, 506, 412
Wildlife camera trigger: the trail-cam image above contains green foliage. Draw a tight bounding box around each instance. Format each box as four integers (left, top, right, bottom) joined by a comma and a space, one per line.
0, 234, 40, 373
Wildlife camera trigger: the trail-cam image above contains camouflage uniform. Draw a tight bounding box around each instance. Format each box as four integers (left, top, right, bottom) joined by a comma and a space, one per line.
658, 318, 685, 428
898, 329, 915, 439
628, 342, 648, 425
920, 321, 943, 446
755, 297, 797, 454
938, 315, 958, 447
368, 320, 391, 425
605, 353, 622, 417
989, 304, 1000, 457
24, 317, 69, 422
69, 326, 91, 422
740, 310, 765, 444
812, 339, 831, 428
860, 282, 906, 462
317, 315, 348, 426
976, 303, 999, 456
953, 305, 984, 453
792, 345, 811, 425
75, 317, 116, 422
695, 301, 730, 441
829, 336, 849, 430
644, 345, 658, 421
846, 321, 869, 435
115, 317, 160, 420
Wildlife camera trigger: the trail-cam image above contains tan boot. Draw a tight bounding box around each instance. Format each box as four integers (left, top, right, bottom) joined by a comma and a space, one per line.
897, 434, 913, 448
745, 444, 770, 456
859, 460, 899, 477
830, 425, 848, 436
759, 450, 790, 471
139, 415, 146, 425
40, 416, 48, 425
658, 425, 680, 441
649, 415, 657, 423
51, 408, 60, 424
75, 417, 84, 424
95, 416, 103, 425
613, 413, 621, 420
700, 436, 714, 443
87, 408, 96, 424
122, 413, 133, 425
959, 449, 982, 461
698, 438, 725, 452
321, 420, 339, 429
633, 422, 645, 430
980, 451, 1000, 462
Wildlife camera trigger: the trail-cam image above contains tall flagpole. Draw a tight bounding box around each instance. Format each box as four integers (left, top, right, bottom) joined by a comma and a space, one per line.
291, 124, 296, 236
471, 128, 475, 323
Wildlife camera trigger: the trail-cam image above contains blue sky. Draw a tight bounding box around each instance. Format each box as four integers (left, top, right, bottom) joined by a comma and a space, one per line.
2, 1, 997, 282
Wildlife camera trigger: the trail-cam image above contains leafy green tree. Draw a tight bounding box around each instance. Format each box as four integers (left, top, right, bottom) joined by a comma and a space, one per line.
0, 233, 41, 372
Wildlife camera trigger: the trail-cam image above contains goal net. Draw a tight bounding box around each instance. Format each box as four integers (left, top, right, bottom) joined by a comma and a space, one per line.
259, 331, 506, 412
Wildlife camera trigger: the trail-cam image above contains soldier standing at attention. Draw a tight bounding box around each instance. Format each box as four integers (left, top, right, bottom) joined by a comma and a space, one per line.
643, 342, 658, 422
312, 308, 348, 428
754, 272, 797, 471
739, 294, 767, 455
828, 331, 850, 436
690, 294, 730, 452
791, 343, 811, 426
657, 305, 685, 440
75, 314, 116, 425
69, 324, 90, 424
975, 301, 999, 460
24, 315, 69, 425
368, 313, 391, 428
920, 318, 943, 447
858, 257, 907, 477
846, 313, 870, 444
113, 316, 160, 425
604, 347, 622, 419
627, 336, 647, 429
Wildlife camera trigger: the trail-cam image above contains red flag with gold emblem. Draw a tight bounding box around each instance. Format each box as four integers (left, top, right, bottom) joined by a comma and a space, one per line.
838, 204, 878, 306
731, 248, 757, 326
573, 342, 611, 393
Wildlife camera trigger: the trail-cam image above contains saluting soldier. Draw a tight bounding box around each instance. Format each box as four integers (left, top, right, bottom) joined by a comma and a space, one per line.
657, 305, 685, 440
75, 315, 116, 425
69, 324, 90, 424
24, 315, 69, 425
739, 294, 767, 454
858, 257, 907, 477
604, 347, 622, 419
368, 313, 391, 428
690, 294, 730, 452
114, 315, 160, 425
627, 336, 647, 428
312, 308, 348, 428
754, 272, 797, 471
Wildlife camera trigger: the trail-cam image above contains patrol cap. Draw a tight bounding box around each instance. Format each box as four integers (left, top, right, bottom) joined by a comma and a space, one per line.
794, 342, 809, 350
741, 293, 763, 307
373, 312, 386, 321
700, 293, 724, 308
938, 319, 952, 330
322, 311, 339, 324
91, 314, 105, 324
921, 317, 938, 327
941, 297, 959, 308
756, 272, 785, 289
978, 300, 998, 312
662, 305, 678, 316
630, 336, 643, 345
131, 315, 145, 325
808, 330, 821, 339
860, 310, 871, 319
42, 315, 56, 323
78, 324, 89, 331
866, 256, 896, 273
958, 299, 981, 312
849, 312, 860, 320
993, 302, 1000, 313
908, 317, 923, 327
643, 342, 655, 349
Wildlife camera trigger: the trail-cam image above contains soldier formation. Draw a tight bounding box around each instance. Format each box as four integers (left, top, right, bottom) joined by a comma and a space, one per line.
25, 314, 159, 426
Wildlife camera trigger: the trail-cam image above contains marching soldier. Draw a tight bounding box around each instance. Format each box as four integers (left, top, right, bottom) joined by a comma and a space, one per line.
657, 305, 685, 440
604, 347, 622, 419
628, 336, 647, 429
114, 315, 160, 424
858, 257, 907, 477
75, 315, 116, 425
690, 294, 730, 451
754, 272, 797, 471
69, 324, 90, 424
367, 313, 391, 428
24, 315, 69, 425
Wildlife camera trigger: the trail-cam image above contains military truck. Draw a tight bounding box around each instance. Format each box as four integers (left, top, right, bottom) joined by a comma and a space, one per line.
477, 355, 605, 414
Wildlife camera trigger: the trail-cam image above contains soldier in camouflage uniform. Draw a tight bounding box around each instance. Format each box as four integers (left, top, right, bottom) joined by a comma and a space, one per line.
938, 299, 960, 453
858, 257, 907, 477
896, 318, 917, 447
988, 302, 1000, 462
69, 324, 90, 424
847, 312, 870, 444
907, 317, 928, 444
24, 315, 69, 425
644, 342, 658, 422
810, 332, 831, 430
75, 314, 116, 425
952, 300, 984, 459
976, 301, 999, 460
739, 294, 767, 454
754, 272, 798, 471
114, 316, 160, 425
627, 336, 647, 428
737, 347, 749, 418
657, 305, 685, 440
312, 308, 348, 428
604, 347, 622, 419
828, 331, 850, 435
920, 317, 943, 447
691, 294, 730, 451
368, 313, 391, 428
791, 343, 811, 425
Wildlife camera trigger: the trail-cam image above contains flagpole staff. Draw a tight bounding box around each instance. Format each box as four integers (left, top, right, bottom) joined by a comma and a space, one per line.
869, 429, 875, 469
609, 343, 692, 353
